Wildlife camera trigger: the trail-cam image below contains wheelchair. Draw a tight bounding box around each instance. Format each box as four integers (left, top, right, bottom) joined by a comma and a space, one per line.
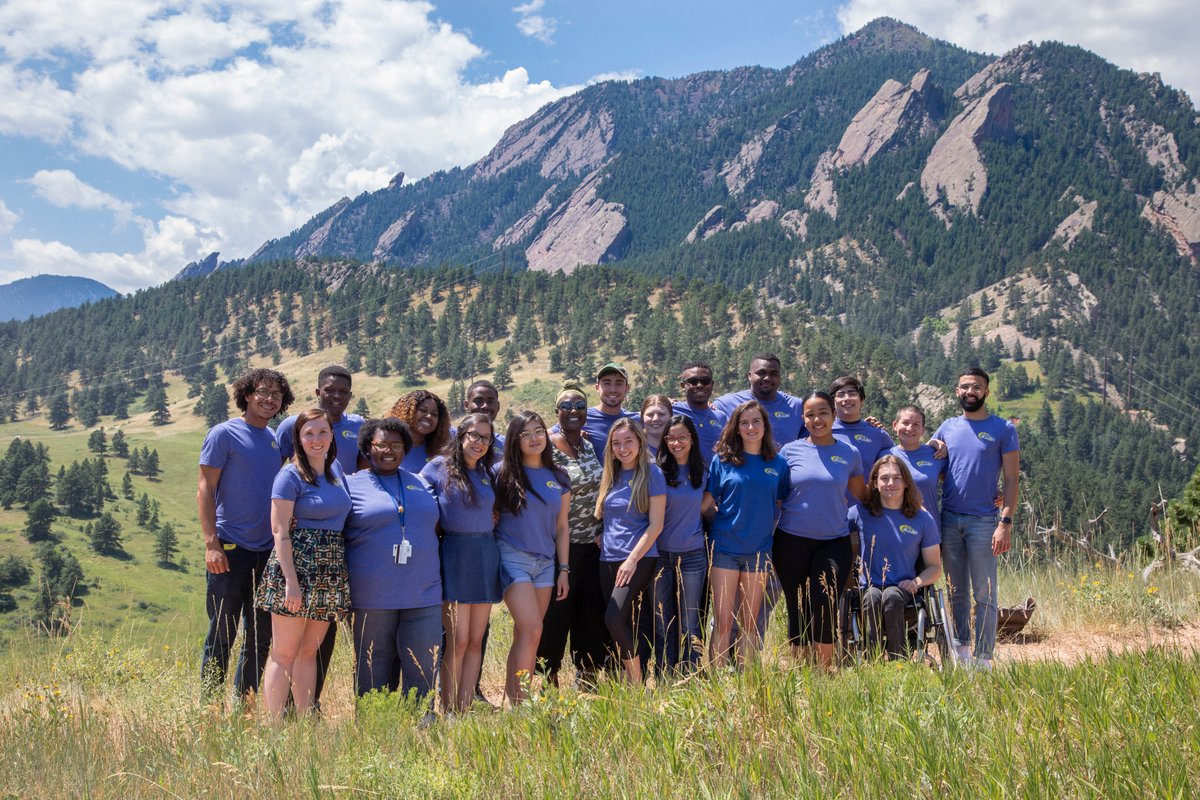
837, 555, 955, 669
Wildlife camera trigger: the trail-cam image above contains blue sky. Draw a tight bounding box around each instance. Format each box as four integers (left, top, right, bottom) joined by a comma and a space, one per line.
0, 0, 1195, 292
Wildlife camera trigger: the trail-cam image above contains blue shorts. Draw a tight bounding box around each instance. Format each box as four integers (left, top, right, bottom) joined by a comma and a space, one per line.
497, 539, 556, 591
711, 550, 773, 574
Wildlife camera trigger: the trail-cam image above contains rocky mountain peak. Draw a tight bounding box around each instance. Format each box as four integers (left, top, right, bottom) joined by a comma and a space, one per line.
921, 82, 1015, 221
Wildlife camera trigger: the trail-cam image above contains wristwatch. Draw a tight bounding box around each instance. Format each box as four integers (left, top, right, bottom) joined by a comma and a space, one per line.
998, 516, 1013, 525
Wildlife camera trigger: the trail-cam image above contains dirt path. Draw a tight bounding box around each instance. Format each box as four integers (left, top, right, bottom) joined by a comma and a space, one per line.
996, 623, 1200, 664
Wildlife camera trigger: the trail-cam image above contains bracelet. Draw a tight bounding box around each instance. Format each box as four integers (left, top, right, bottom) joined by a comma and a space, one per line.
558, 563, 571, 573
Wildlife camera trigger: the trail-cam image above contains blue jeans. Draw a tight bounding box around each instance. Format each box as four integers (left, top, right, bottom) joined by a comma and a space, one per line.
653, 548, 708, 674
941, 511, 999, 659
201, 544, 272, 700
351, 605, 442, 701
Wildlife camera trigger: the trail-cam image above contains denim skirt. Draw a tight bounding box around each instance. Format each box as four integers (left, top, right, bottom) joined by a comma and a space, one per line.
440, 529, 502, 604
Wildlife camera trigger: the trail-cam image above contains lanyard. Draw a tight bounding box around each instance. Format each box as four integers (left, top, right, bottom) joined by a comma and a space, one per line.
374, 471, 408, 538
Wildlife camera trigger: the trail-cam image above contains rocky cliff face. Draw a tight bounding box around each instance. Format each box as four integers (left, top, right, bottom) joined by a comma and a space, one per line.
475, 96, 614, 181
1142, 183, 1200, 262
1048, 195, 1098, 251
921, 82, 1015, 221
805, 69, 942, 218
524, 166, 629, 273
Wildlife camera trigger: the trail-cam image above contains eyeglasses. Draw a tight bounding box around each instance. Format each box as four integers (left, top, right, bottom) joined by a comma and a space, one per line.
371, 441, 404, 453
461, 431, 494, 445
557, 401, 587, 412
253, 388, 284, 401
664, 434, 692, 445
957, 383, 986, 392
518, 428, 548, 442
833, 390, 861, 400
682, 377, 713, 387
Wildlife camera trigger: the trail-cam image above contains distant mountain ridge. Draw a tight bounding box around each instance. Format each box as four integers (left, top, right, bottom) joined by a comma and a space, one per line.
0, 275, 118, 321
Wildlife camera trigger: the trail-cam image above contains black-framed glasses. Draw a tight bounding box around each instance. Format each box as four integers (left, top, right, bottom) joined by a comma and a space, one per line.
664, 434, 692, 445
252, 388, 284, 401
557, 400, 587, 411
833, 390, 861, 400
682, 376, 713, 386
461, 430, 494, 445
371, 441, 404, 453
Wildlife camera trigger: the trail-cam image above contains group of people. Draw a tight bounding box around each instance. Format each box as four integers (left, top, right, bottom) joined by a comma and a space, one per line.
198, 354, 1019, 719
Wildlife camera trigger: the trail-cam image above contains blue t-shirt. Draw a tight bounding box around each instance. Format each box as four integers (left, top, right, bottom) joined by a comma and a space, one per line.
271, 463, 352, 531
711, 389, 807, 445
276, 413, 364, 475
600, 465, 667, 562
832, 418, 895, 470
343, 469, 442, 609
419, 456, 496, 533
778, 438, 864, 540
583, 407, 641, 458
658, 468, 707, 553
889, 445, 946, 530
199, 417, 282, 551
707, 453, 790, 556
932, 415, 1020, 517
849, 505, 941, 587
495, 465, 570, 559
401, 441, 430, 474
672, 401, 727, 467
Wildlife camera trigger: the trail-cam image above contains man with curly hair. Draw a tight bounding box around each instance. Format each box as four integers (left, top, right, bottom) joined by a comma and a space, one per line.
198, 367, 294, 703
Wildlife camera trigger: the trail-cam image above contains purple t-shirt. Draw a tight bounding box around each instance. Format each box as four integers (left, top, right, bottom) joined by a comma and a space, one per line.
849, 505, 941, 587
343, 469, 441, 609
707, 453, 790, 556
420, 456, 496, 533
833, 418, 895, 470
932, 415, 1020, 517
672, 401, 727, 467
495, 465, 569, 559
583, 407, 641, 459
600, 465, 667, 562
199, 417, 282, 551
658, 468, 707, 553
271, 463, 352, 530
778, 438, 864, 540
889, 444, 946, 530
276, 413, 364, 475
711, 389, 806, 445
401, 441, 430, 474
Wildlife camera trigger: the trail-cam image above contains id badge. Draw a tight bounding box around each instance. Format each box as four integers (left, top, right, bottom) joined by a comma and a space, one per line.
394, 540, 413, 565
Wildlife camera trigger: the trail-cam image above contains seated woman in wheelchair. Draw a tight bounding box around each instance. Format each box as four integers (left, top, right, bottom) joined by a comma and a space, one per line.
849, 455, 942, 660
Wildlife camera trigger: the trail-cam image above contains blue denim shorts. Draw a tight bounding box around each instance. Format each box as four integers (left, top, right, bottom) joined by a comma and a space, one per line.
497, 539, 556, 591
710, 550, 773, 573
441, 530, 502, 604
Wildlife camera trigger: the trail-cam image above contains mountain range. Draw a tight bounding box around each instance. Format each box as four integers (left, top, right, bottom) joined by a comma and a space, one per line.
0, 275, 118, 321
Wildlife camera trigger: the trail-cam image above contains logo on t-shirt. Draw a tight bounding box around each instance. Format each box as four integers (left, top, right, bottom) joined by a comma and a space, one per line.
271, 440, 280, 449
831, 455, 848, 465
978, 432, 996, 443
854, 434, 870, 442
547, 481, 562, 491
764, 467, 779, 476
916, 460, 933, 467
341, 430, 355, 439
773, 411, 790, 419
899, 524, 918, 536
481, 478, 491, 486
405, 484, 421, 491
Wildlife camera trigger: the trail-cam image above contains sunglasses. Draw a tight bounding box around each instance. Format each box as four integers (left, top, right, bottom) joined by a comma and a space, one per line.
682, 377, 713, 386
557, 401, 588, 411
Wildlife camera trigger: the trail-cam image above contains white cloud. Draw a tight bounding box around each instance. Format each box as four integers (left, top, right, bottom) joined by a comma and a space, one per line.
0, 200, 17, 236
513, 0, 556, 44
837, 0, 1199, 105
25, 169, 136, 222
588, 70, 641, 85
0, 0, 578, 286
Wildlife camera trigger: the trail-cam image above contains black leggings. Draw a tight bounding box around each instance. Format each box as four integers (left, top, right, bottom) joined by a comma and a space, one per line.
773, 531, 852, 646
598, 557, 657, 660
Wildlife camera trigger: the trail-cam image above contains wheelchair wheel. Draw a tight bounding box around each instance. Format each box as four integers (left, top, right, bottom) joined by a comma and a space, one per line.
837, 589, 864, 667
913, 606, 930, 666
931, 587, 954, 670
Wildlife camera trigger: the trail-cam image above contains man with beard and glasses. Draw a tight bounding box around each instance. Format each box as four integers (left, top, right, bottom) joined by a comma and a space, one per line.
929, 367, 1019, 671
672, 361, 726, 467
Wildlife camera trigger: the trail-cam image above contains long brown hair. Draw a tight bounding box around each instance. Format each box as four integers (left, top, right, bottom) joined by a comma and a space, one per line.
864, 455, 923, 517
291, 408, 339, 485
388, 390, 450, 455
440, 413, 495, 507
595, 417, 651, 518
713, 400, 778, 466
495, 410, 567, 514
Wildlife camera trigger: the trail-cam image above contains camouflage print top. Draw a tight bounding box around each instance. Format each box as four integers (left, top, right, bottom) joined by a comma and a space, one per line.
551, 434, 604, 545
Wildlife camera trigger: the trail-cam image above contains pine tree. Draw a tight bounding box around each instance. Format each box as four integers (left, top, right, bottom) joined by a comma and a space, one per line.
147, 382, 170, 425
493, 360, 513, 390
136, 493, 151, 527
154, 523, 178, 566
48, 394, 70, 430
24, 498, 56, 542
111, 430, 129, 458
87, 428, 107, 455
200, 383, 229, 428
121, 472, 134, 500
144, 449, 160, 479
127, 449, 142, 474
353, 398, 369, 417
88, 512, 123, 554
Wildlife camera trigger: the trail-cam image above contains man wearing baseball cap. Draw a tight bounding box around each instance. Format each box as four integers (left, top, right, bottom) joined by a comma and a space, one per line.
584, 362, 640, 457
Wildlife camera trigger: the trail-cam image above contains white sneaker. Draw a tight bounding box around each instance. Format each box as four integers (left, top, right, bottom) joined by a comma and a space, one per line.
954, 644, 971, 664
974, 657, 993, 671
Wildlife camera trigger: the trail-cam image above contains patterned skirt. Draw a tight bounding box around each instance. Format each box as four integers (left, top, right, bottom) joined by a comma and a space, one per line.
255, 528, 350, 621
